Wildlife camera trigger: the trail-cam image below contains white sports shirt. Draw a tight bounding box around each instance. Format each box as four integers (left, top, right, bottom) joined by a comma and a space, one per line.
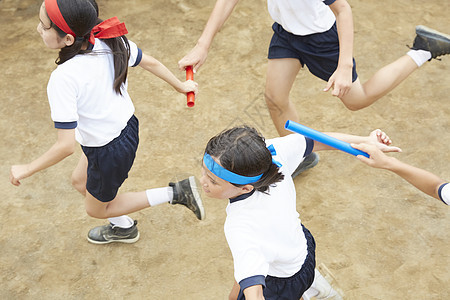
224, 133, 314, 289
438, 183, 450, 205
267, 0, 337, 35
47, 38, 142, 147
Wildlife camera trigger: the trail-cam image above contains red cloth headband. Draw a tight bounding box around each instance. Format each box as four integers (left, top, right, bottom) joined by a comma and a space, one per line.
89, 17, 128, 45
44, 0, 128, 45
45, 0, 75, 37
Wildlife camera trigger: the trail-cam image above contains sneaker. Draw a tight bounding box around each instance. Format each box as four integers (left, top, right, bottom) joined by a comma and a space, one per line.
313, 264, 344, 300
292, 152, 320, 178
87, 220, 140, 244
412, 25, 450, 59
169, 176, 205, 220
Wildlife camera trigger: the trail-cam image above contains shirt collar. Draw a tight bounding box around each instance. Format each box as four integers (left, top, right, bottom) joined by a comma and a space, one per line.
229, 189, 256, 203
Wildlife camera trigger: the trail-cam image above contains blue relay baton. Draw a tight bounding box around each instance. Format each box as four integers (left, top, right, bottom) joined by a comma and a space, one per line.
285, 120, 370, 158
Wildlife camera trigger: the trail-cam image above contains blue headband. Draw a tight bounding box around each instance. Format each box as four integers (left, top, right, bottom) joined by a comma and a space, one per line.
203, 153, 263, 185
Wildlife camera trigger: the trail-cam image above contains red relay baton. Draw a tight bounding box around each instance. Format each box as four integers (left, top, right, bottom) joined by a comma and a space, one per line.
186, 66, 195, 107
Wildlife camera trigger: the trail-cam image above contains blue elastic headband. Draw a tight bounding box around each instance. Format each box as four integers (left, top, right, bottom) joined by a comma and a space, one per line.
203, 153, 263, 185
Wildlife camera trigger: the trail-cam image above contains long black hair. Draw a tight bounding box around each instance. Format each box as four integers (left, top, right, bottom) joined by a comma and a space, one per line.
46, 0, 130, 94
205, 125, 284, 193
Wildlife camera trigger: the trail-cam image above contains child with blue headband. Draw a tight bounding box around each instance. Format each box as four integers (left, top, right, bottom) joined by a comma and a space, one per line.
200, 125, 400, 299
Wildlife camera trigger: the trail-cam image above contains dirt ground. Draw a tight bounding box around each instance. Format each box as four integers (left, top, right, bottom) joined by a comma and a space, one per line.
1, 0, 449, 299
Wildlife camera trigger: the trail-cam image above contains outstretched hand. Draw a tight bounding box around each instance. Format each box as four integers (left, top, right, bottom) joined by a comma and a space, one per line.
352, 143, 396, 169
10, 164, 31, 186
366, 129, 402, 153
178, 44, 209, 73
176, 79, 199, 97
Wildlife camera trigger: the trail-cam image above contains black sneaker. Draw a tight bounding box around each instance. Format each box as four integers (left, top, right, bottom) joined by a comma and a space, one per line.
412, 25, 450, 59
292, 152, 320, 179
87, 220, 140, 244
169, 176, 205, 220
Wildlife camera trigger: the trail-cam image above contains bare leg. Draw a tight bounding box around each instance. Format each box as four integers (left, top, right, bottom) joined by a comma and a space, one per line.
340, 55, 418, 110
71, 153, 88, 196
265, 58, 302, 136
85, 190, 150, 219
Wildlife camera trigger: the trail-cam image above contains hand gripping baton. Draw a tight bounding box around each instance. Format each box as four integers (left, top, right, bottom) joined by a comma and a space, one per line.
186, 66, 195, 107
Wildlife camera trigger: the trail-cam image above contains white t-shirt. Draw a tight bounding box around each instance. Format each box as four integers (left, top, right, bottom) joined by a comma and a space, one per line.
224, 134, 314, 288
267, 0, 337, 35
438, 183, 450, 205
47, 39, 142, 147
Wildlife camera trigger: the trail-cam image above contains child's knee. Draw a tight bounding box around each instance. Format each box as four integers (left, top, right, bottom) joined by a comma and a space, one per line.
85, 206, 106, 219
342, 102, 364, 111
264, 91, 288, 111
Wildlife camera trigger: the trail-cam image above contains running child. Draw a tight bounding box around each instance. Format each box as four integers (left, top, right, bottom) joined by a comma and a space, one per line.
200, 125, 400, 299
353, 143, 449, 206
179, 0, 450, 175
10, 0, 205, 244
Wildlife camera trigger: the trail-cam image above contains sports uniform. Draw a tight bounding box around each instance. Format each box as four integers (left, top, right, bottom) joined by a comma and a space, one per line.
47, 38, 143, 201
267, 0, 358, 82
438, 183, 450, 205
224, 134, 316, 299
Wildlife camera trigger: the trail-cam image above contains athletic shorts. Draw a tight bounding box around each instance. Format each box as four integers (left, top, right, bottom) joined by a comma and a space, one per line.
268, 22, 358, 82
237, 225, 316, 300
82, 115, 139, 202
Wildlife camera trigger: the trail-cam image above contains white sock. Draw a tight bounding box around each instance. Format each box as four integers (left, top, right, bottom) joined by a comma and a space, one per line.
108, 215, 134, 228
407, 49, 432, 67
146, 187, 173, 206
303, 286, 319, 299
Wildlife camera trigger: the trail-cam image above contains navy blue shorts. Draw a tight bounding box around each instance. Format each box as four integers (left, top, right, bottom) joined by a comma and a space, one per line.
268, 22, 358, 82
82, 115, 139, 202
237, 225, 316, 300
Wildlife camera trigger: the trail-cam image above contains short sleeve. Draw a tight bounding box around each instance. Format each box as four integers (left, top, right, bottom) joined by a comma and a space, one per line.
323, 0, 337, 5
47, 69, 79, 123
438, 183, 450, 205
225, 224, 269, 284
266, 134, 312, 176
127, 40, 142, 67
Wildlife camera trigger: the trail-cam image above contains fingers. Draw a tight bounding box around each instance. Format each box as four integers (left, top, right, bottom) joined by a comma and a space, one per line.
10, 171, 21, 186
375, 129, 392, 145
383, 145, 402, 153
323, 80, 333, 92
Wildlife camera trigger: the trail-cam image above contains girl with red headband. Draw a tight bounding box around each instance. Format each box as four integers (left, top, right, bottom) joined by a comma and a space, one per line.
10, 0, 205, 244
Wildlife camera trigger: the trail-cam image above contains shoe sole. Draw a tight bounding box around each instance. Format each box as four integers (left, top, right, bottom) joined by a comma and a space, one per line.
87, 231, 140, 245
189, 176, 205, 220
416, 25, 450, 42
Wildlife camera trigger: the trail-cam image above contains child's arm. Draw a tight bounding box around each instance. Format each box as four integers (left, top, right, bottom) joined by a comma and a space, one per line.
138, 53, 198, 96
324, 0, 354, 98
352, 143, 447, 202
10, 128, 76, 186
242, 285, 264, 300
228, 280, 240, 300
178, 0, 240, 72
312, 129, 402, 153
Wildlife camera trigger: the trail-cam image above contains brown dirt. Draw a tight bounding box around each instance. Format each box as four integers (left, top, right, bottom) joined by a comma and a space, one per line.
1, 0, 449, 299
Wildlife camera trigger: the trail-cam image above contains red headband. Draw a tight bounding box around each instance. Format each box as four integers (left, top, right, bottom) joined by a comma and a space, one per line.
44, 0, 128, 45
45, 0, 76, 37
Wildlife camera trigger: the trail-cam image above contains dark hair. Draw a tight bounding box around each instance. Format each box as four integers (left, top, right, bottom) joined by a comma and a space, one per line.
47, 0, 130, 94
205, 125, 284, 193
